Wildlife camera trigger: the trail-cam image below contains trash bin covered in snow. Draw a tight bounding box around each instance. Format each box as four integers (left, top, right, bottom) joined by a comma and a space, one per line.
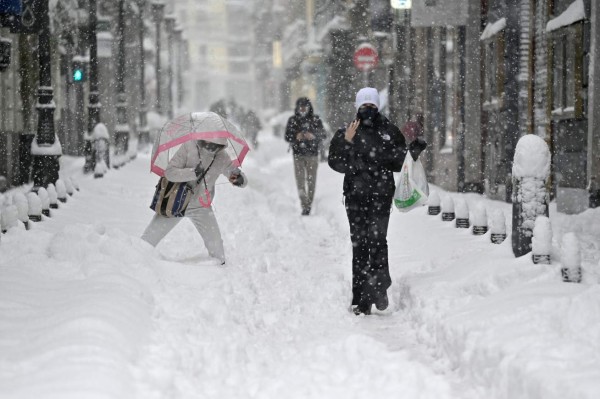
511, 135, 550, 257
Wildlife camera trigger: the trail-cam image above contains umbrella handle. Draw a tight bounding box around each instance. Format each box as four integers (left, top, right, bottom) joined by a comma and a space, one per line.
198, 189, 212, 208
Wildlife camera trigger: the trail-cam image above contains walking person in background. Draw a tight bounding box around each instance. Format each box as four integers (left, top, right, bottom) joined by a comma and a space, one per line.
243, 110, 262, 149
328, 88, 427, 315
285, 97, 326, 216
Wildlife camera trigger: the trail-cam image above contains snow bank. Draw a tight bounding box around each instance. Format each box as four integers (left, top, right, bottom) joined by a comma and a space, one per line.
396, 197, 600, 399
0, 224, 157, 398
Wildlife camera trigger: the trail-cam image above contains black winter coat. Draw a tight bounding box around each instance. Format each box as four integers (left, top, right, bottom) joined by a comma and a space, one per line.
328, 114, 407, 201
285, 100, 325, 156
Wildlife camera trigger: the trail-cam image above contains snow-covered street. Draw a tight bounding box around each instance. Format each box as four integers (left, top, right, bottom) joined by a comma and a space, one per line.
1, 132, 600, 399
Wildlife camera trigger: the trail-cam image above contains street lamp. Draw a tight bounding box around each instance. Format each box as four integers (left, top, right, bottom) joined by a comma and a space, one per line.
83, 0, 105, 174
164, 13, 176, 119
137, 0, 150, 146
151, 1, 165, 115
114, 0, 130, 163
31, 0, 61, 190
173, 25, 183, 111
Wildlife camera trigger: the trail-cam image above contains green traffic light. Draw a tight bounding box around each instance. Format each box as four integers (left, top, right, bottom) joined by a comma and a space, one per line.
73, 69, 83, 82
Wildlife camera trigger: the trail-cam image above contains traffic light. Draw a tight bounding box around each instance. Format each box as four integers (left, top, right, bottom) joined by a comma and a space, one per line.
71, 60, 87, 83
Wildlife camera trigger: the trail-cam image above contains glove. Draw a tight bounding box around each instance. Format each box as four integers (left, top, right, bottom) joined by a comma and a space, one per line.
229, 170, 244, 187
194, 163, 205, 178
409, 137, 427, 160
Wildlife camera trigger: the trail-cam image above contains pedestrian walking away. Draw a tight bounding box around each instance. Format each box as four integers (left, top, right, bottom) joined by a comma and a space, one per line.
328, 87, 427, 315
142, 112, 250, 265
285, 97, 326, 215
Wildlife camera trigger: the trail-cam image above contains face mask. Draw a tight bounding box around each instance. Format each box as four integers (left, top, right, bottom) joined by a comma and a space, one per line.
202, 142, 225, 153
357, 107, 378, 126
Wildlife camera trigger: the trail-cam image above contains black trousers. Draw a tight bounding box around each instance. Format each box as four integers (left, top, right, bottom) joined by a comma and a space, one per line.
345, 195, 392, 306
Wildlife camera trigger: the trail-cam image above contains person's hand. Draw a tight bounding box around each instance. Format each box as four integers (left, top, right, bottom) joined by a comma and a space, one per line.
409, 137, 428, 160
345, 120, 359, 143
229, 170, 244, 186
296, 133, 305, 141
194, 163, 205, 178
304, 132, 315, 140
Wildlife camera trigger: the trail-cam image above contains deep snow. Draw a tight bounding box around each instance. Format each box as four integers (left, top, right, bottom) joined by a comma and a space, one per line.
1, 132, 599, 399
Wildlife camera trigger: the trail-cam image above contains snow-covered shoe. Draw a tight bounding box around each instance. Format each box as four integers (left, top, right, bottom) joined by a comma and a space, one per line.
352, 303, 371, 316
375, 292, 388, 311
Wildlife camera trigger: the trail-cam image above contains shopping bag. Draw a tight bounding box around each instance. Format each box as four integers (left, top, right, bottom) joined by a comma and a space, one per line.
394, 156, 429, 212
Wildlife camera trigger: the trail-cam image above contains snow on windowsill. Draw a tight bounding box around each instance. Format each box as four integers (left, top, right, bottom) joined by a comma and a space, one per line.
547, 0, 586, 32
480, 18, 506, 41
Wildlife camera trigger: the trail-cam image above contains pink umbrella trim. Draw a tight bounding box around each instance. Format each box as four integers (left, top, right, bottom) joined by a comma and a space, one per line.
150, 130, 250, 176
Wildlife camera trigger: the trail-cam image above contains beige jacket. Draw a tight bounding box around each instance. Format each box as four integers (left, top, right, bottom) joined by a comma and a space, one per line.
165, 140, 247, 208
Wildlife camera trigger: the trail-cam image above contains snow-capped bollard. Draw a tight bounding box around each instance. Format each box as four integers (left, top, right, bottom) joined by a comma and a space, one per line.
55, 179, 68, 203
64, 178, 75, 196
490, 209, 507, 244
454, 198, 470, 228
37, 187, 51, 217
70, 177, 80, 192
561, 233, 582, 283
94, 160, 108, 179
47, 184, 59, 209
472, 203, 488, 235
1, 205, 19, 233
428, 192, 441, 215
27, 192, 43, 222
511, 135, 550, 257
531, 216, 552, 264
441, 196, 455, 221
13, 193, 30, 230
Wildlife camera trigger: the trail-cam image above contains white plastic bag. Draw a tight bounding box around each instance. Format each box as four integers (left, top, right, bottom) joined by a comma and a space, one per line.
394, 156, 429, 212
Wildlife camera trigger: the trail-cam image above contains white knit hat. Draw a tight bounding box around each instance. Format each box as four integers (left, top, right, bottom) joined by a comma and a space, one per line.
355, 87, 380, 110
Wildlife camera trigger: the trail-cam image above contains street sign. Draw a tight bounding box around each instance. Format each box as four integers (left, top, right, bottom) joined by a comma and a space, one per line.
353, 43, 379, 72
391, 0, 412, 9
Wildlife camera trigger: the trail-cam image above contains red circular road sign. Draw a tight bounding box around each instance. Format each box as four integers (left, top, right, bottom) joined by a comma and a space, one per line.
353, 43, 379, 72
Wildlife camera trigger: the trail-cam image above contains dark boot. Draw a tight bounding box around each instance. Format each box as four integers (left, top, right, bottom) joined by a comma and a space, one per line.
375, 291, 388, 311
353, 303, 371, 316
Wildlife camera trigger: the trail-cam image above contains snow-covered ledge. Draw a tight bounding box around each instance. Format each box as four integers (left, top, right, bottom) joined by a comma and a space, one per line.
480, 17, 506, 41
546, 0, 586, 33
31, 136, 63, 156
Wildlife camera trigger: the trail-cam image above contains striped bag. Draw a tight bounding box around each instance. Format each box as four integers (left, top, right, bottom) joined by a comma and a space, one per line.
149, 178, 194, 217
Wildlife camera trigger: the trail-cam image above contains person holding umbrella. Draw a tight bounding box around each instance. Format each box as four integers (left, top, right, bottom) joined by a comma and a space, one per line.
142, 112, 250, 265
328, 88, 427, 315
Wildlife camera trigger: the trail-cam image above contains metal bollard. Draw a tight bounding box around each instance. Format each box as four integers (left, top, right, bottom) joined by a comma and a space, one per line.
561, 233, 582, 283
531, 216, 552, 264
441, 196, 455, 221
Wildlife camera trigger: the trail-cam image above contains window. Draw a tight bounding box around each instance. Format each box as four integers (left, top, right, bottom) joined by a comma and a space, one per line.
549, 22, 584, 119
481, 31, 505, 111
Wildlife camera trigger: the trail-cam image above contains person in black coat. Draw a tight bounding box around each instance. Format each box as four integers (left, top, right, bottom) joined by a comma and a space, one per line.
328, 87, 426, 315
285, 97, 326, 215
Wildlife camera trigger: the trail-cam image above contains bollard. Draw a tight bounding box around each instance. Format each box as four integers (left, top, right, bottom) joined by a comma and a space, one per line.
490, 209, 507, 244
56, 179, 68, 203
47, 184, 59, 209
472, 203, 488, 235
37, 187, 51, 217
1, 205, 19, 233
93, 123, 111, 178
455, 198, 470, 228
511, 135, 550, 257
13, 193, 30, 230
531, 216, 552, 264
428, 192, 441, 215
27, 192, 43, 222
64, 177, 75, 196
441, 196, 455, 221
561, 233, 582, 283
